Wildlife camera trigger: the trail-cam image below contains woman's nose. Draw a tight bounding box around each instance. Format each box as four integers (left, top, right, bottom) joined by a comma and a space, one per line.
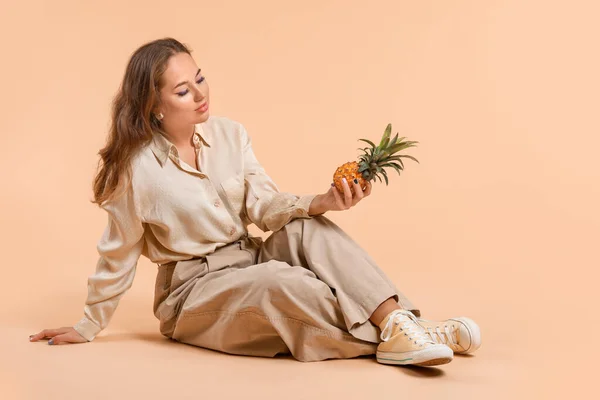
193, 89, 205, 102
193, 83, 206, 99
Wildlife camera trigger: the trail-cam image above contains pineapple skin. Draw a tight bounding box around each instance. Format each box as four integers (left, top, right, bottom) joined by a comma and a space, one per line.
333, 161, 367, 196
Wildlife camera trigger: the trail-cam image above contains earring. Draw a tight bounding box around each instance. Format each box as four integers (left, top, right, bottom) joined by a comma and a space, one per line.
156, 112, 164, 120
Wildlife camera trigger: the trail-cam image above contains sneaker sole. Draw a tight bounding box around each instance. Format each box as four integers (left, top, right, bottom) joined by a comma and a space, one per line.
376, 345, 454, 367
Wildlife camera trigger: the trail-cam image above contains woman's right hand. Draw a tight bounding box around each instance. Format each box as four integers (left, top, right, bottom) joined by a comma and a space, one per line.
29, 327, 88, 345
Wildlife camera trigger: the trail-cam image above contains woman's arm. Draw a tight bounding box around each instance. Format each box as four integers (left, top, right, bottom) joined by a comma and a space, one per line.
30, 181, 145, 345
73, 182, 145, 341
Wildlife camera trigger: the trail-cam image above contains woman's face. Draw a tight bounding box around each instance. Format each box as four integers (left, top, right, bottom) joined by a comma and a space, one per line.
156, 52, 210, 127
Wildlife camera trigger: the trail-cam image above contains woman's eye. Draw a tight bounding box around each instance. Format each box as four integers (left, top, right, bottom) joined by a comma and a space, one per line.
176, 77, 205, 97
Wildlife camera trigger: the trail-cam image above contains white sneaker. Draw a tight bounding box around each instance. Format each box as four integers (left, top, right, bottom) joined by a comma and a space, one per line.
376, 309, 454, 367
417, 316, 482, 354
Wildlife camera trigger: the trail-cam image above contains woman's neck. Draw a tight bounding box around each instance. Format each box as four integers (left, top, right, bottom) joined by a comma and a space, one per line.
163, 124, 195, 148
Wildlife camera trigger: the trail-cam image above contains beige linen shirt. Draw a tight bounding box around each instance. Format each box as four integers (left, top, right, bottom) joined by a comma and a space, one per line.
73, 116, 321, 341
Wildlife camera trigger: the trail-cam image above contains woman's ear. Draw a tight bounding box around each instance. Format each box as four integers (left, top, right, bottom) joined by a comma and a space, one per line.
152, 94, 162, 114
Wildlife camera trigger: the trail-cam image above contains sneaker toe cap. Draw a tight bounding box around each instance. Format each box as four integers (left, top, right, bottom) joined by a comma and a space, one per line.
449, 317, 481, 354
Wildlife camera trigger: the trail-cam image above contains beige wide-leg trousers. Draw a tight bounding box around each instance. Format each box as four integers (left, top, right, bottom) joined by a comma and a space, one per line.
153, 215, 421, 362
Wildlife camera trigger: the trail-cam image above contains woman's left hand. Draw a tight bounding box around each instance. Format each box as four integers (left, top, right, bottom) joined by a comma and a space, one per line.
319, 178, 372, 212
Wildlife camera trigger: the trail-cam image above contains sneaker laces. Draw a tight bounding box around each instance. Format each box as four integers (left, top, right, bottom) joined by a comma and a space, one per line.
380, 309, 435, 346
425, 323, 457, 348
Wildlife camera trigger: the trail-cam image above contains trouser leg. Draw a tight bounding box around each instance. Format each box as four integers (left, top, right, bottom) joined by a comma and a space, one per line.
168, 258, 378, 361
258, 215, 420, 343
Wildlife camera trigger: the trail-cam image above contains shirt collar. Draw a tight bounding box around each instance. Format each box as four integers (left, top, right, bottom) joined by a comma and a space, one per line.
150, 124, 211, 167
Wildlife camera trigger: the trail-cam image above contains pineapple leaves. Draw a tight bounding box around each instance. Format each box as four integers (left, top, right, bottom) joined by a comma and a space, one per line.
356, 125, 419, 181
381, 163, 403, 175
398, 154, 420, 163
373, 148, 383, 162
387, 142, 418, 154
358, 138, 377, 148
381, 170, 389, 185
388, 133, 399, 147
378, 123, 392, 149
385, 156, 408, 168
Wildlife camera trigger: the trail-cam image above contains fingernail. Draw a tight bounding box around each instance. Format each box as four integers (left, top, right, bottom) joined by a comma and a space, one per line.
48, 339, 54, 345
29, 335, 33, 341
353, 178, 358, 184
342, 178, 347, 183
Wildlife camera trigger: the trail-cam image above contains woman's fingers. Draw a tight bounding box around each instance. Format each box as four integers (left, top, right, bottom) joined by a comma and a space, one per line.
341, 178, 352, 208
47, 333, 67, 345
29, 327, 74, 342
50, 331, 87, 345
351, 179, 364, 203
363, 180, 372, 196
331, 183, 345, 209
331, 178, 370, 210
29, 328, 63, 342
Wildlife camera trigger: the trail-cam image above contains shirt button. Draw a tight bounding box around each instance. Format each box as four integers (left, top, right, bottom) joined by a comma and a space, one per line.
214, 200, 220, 207
229, 227, 235, 236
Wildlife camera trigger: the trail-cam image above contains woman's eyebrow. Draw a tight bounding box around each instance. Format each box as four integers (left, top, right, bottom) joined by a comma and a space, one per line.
173, 68, 202, 90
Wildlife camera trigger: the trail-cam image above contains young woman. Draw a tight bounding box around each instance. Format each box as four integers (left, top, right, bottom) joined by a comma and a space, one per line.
29, 38, 481, 367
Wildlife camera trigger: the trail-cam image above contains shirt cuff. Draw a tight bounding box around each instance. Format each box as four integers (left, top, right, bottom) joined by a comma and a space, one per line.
296, 194, 322, 217
73, 316, 102, 342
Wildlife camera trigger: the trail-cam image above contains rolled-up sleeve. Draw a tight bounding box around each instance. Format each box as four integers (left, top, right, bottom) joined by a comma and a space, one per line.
241, 124, 322, 233
73, 183, 145, 341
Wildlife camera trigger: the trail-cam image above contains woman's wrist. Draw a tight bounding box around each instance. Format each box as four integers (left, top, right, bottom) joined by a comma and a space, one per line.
308, 194, 328, 216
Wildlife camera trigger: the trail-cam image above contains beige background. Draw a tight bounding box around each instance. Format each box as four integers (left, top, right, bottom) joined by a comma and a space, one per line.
1, 0, 598, 398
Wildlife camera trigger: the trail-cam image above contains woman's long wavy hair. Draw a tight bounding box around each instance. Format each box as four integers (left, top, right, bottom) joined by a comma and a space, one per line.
92, 38, 191, 206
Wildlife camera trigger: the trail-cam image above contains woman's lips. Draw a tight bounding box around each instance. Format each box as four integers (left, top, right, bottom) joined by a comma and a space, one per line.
195, 103, 208, 112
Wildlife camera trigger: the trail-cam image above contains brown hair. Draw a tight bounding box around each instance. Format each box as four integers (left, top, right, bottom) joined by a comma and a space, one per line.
92, 37, 191, 206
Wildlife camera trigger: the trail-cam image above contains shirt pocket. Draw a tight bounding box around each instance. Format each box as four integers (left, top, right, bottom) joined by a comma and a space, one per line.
220, 174, 245, 216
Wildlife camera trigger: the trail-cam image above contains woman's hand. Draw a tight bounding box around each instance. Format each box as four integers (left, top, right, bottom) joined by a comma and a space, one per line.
29, 327, 88, 345
317, 178, 372, 213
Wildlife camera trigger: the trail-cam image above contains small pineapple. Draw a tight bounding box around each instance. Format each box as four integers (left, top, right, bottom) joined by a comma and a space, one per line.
333, 123, 419, 195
